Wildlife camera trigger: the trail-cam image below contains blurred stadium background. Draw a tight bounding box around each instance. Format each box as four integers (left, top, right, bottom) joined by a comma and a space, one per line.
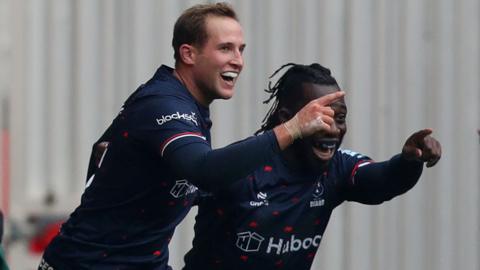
0, 0, 479, 269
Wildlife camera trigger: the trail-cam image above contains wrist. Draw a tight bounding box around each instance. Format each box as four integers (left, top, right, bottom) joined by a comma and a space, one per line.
273, 124, 294, 150
283, 115, 302, 140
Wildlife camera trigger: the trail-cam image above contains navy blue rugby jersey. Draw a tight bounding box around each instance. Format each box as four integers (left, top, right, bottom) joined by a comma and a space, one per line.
45, 65, 210, 269
183, 149, 374, 270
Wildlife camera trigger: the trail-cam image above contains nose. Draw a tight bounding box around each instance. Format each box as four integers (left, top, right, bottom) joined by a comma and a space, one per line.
327, 121, 340, 136
230, 49, 244, 70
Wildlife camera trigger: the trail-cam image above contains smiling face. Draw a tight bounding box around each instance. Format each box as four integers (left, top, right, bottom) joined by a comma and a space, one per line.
291, 83, 347, 169
190, 15, 245, 105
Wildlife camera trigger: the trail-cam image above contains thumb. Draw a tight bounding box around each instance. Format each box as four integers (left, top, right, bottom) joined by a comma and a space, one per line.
402, 145, 422, 161
414, 148, 422, 158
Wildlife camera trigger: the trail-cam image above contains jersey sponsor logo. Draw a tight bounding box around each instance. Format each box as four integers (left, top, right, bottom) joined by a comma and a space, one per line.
249, 192, 269, 207
339, 148, 364, 158
267, 234, 322, 255
156, 112, 198, 126
236, 231, 265, 252
310, 181, 325, 208
236, 231, 322, 255
170, 179, 198, 198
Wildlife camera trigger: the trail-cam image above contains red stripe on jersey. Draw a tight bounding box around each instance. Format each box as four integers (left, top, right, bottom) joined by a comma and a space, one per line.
349, 160, 373, 185
160, 132, 206, 157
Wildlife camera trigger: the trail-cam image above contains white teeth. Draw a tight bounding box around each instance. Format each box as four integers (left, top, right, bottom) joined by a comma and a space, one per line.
321, 143, 336, 149
221, 71, 238, 79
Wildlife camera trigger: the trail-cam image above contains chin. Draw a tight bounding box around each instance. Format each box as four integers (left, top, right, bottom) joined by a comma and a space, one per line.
302, 150, 331, 171
217, 89, 234, 100
312, 147, 336, 162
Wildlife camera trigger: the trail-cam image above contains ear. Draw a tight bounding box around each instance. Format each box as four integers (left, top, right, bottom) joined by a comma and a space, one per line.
178, 44, 197, 65
277, 107, 294, 123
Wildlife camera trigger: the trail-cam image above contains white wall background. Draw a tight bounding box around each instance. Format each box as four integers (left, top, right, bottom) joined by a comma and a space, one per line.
0, 0, 479, 269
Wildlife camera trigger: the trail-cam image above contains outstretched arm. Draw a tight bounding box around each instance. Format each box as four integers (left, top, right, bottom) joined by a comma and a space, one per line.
344, 129, 442, 204
166, 91, 345, 191
92, 92, 346, 192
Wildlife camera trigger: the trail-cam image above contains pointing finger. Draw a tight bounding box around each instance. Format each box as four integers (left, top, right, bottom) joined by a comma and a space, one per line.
315, 91, 345, 106
411, 128, 433, 141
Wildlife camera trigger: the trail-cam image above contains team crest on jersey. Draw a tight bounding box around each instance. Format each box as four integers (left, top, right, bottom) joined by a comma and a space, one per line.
310, 181, 325, 208
170, 179, 198, 198
249, 192, 269, 207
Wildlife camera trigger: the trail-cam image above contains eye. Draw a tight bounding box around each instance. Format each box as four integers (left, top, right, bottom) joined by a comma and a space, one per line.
219, 45, 230, 52
335, 113, 346, 124
239, 45, 246, 54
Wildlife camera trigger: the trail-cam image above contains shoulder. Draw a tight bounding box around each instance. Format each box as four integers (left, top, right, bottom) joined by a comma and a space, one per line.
124, 81, 198, 118
336, 149, 369, 160
331, 149, 372, 174
128, 65, 193, 106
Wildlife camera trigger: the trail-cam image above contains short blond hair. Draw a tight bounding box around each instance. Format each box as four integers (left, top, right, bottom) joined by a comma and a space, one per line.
172, 2, 238, 62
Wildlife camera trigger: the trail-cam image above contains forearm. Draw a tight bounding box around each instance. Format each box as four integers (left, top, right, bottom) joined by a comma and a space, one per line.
382, 154, 424, 197
167, 130, 280, 191
346, 154, 424, 204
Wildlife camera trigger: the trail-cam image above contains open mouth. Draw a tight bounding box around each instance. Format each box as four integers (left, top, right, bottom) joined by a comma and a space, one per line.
312, 138, 338, 160
221, 71, 238, 85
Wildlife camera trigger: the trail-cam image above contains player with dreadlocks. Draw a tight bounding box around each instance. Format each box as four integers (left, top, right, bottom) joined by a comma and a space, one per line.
183, 63, 441, 270
38, 2, 345, 268
256, 63, 340, 135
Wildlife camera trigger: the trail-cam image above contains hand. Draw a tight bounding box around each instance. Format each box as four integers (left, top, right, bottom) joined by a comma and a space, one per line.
283, 91, 345, 139
402, 128, 441, 168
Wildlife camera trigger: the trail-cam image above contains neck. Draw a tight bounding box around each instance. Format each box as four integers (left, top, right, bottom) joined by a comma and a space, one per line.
173, 68, 211, 107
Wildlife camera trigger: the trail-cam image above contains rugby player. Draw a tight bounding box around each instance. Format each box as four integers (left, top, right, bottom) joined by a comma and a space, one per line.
38, 4, 343, 270
183, 63, 441, 270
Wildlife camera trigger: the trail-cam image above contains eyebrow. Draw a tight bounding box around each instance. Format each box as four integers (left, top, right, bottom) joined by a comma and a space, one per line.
218, 42, 246, 47
332, 103, 347, 111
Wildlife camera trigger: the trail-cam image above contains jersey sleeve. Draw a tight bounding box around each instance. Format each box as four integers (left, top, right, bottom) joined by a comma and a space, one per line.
166, 131, 280, 191
337, 150, 424, 204
126, 95, 209, 157
122, 95, 281, 192
334, 149, 374, 184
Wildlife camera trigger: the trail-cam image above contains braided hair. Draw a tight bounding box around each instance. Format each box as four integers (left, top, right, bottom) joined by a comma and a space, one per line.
256, 63, 339, 135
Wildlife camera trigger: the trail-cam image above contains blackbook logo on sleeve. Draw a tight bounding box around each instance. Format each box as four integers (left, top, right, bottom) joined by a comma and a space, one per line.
156, 112, 198, 126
